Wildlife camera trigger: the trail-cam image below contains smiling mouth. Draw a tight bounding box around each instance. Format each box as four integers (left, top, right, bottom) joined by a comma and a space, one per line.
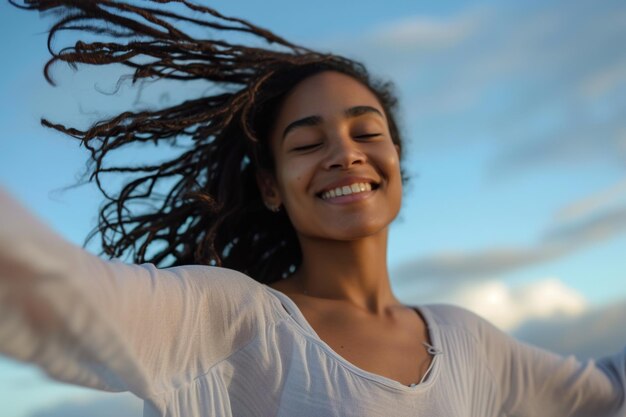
318, 182, 379, 200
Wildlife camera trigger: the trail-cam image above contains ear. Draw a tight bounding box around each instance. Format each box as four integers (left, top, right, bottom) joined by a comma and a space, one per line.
394, 144, 401, 158
256, 170, 282, 208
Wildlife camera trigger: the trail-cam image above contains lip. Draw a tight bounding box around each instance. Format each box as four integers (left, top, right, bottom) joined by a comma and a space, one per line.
315, 176, 380, 196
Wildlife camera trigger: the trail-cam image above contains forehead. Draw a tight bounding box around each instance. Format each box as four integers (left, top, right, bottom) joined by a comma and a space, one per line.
274, 71, 385, 127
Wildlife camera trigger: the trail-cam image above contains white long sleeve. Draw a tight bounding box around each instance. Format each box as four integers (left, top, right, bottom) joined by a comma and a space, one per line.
425, 304, 625, 416
0, 188, 267, 403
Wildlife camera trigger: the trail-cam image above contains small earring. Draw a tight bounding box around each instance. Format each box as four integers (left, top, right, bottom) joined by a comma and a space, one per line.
265, 202, 280, 213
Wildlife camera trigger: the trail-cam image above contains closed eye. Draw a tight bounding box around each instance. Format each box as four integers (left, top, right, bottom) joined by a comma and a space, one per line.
355, 133, 382, 139
291, 143, 321, 151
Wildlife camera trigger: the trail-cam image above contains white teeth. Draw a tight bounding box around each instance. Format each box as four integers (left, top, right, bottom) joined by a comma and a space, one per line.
320, 182, 373, 200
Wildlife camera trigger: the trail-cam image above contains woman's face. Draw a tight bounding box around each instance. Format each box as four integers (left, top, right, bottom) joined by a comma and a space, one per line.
260, 71, 403, 242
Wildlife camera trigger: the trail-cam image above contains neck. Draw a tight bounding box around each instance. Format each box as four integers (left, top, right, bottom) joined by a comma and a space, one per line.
292, 229, 401, 315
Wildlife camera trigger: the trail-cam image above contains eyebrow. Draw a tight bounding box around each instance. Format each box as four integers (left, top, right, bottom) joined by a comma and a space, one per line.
282, 105, 384, 140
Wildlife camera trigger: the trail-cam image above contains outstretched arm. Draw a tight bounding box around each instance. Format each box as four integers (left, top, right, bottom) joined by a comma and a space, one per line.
0, 187, 263, 400
476, 309, 626, 416
434, 305, 625, 416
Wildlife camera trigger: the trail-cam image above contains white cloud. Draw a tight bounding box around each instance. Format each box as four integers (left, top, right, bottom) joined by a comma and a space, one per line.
328, 0, 626, 172
544, 205, 626, 246
555, 178, 626, 222
455, 278, 587, 330
393, 244, 569, 284
392, 196, 626, 288
402, 278, 587, 331
369, 10, 487, 49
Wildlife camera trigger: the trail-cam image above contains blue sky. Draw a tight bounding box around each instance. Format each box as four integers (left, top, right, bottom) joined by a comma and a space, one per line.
1, 0, 625, 416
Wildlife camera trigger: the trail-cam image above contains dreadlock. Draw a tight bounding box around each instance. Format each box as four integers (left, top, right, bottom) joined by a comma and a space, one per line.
11, 0, 405, 283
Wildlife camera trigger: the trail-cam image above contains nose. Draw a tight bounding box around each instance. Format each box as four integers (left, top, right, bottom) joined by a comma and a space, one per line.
323, 132, 366, 170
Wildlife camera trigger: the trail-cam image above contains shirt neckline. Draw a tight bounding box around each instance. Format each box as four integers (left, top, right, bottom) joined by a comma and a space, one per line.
262, 284, 442, 393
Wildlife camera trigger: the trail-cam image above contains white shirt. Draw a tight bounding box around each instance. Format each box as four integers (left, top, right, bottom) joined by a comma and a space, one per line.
1, 188, 625, 417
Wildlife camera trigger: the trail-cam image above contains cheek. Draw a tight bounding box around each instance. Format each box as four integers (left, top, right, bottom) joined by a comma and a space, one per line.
275, 158, 315, 204
380, 143, 402, 178
381, 146, 403, 206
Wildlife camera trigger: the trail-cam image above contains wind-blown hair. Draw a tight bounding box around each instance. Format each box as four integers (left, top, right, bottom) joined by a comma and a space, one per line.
12, 0, 405, 283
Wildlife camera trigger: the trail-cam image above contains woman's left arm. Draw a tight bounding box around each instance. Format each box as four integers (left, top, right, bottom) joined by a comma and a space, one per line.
455, 306, 625, 416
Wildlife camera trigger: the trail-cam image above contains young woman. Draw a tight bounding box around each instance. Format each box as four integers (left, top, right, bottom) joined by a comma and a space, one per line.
1, 1, 625, 416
